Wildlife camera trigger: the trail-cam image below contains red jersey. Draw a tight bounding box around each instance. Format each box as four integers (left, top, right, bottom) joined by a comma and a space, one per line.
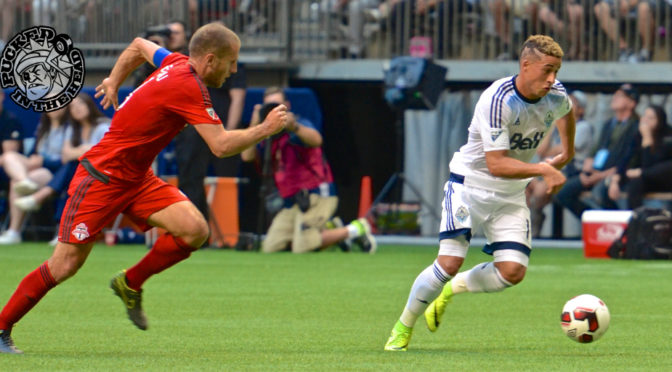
83, 53, 222, 182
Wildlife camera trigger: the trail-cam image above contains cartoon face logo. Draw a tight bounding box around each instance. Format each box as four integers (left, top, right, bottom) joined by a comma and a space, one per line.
0, 26, 85, 112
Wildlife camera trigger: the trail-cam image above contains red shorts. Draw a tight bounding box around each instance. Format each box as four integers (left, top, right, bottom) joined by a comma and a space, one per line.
58, 165, 188, 244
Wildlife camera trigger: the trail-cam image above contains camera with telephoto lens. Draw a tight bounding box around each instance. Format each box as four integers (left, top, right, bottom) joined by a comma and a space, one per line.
143, 25, 172, 45
258, 102, 286, 139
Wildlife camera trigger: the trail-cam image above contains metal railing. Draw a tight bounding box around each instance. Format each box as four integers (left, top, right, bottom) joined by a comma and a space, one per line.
2, 0, 672, 65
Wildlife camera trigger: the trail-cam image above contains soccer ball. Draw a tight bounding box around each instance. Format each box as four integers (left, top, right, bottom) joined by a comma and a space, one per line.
560, 294, 610, 343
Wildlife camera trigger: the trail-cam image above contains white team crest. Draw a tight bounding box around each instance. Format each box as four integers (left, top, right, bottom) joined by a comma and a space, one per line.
490, 129, 503, 142
206, 107, 219, 120
71, 222, 90, 241
544, 111, 554, 127
455, 206, 469, 222
514, 118, 521, 126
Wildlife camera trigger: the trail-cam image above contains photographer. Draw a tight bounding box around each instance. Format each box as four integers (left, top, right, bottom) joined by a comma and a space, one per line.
133, 24, 172, 87
241, 87, 376, 254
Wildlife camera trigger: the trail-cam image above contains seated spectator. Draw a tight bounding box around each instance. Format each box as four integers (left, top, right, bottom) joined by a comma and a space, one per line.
0, 107, 69, 244
528, 90, 594, 237
594, 0, 654, 62
0, 89, 24, 194
608, 104, 672, 209
241, 86, 376, 253
15, 94, 110, 215
555, 83, 640, 219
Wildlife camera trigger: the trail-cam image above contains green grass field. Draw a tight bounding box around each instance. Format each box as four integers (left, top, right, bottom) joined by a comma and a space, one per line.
1, 243, 671, 371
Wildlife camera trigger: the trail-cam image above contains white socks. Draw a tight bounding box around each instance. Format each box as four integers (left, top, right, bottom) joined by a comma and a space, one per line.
346, 224, 360, 239
400, 260, 451, 327
460, 262, 512, 293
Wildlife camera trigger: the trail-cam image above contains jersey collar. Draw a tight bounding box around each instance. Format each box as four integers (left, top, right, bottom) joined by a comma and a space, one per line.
511, 75, 541, 104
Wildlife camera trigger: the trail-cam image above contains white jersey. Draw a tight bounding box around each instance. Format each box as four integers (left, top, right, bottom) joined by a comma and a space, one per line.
449, 75, 572, 194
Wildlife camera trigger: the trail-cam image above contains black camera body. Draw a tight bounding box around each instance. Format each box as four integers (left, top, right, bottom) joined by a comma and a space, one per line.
144, 25, 172, 40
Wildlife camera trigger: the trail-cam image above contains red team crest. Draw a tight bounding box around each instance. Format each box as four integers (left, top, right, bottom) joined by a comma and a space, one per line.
71, 223, 90, 241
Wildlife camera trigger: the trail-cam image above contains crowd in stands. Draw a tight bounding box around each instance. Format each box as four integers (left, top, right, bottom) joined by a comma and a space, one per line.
0, 93, 110, 245
2, 0, 672, 62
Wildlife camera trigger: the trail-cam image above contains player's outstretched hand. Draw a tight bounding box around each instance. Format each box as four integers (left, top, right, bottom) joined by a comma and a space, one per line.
542, 163, 567, 195
263, 104, 288, 135
95, 78, 119, 110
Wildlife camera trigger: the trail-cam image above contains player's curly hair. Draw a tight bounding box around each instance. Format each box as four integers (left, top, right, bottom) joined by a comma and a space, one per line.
189, 22, 240, 58
520, 35, 563, 60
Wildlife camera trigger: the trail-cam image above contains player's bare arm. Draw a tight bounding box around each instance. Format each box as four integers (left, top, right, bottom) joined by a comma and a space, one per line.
195, 104, 288, 158
95, 37, 162, 110
485, 150, 566, 194
546, 111, 576, 170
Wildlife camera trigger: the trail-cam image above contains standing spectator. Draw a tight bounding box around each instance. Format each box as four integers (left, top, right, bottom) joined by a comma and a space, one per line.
174, 21, 246, 234
608, 104, 672, 208
527, 90, 594, 236
555, 83, 640, 218
167, 20, 189, 53
241, 87, 376, 254
0, 108, 69, 244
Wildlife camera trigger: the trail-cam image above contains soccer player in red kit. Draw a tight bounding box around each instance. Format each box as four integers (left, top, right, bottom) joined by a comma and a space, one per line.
0, 23, 287, 354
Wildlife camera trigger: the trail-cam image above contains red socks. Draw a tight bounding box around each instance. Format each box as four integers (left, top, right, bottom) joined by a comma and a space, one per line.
125, 234, 195, 291
0, 261, 57, 330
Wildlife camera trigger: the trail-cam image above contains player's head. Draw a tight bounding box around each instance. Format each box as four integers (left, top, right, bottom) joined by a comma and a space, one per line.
262, 86, 290, 108
189, 22, 240, 88
518, 35, 563, 100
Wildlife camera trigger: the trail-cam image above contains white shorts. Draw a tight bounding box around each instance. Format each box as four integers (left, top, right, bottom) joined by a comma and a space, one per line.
438, 173, 531, 263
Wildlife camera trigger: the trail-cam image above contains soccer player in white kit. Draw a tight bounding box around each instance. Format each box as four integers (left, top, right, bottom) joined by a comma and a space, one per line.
384, 35, 576, 351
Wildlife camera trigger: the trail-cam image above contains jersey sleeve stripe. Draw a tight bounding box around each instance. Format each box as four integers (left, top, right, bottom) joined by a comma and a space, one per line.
188, 65, 213, 106
489, 82, 510, 129
494, 84, 514, 129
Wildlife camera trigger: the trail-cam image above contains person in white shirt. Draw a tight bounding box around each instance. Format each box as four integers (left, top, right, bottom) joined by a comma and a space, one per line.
385, 34, 576, 352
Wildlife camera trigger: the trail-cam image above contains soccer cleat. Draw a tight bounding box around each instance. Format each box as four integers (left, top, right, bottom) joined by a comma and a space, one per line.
384, 320, 413, 351
13, 178, 39, 196
425, 284, 453, 332
352, 218, 377, 254
110, 270, 148, 330
0, 329, 23, 354
15, 196, 40, 212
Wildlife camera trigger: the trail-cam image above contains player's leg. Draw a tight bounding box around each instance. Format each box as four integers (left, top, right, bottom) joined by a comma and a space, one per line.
448, 194, 531, 296
1, 167, 125, 353
423, 237, 469, 332
385, 176, 470, 351
124, 199, 208, 291
0, 241, 94, 354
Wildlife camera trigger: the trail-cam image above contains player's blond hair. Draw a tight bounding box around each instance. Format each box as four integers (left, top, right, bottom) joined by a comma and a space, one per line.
189, 22, 240, 58
520, 35, 563, 60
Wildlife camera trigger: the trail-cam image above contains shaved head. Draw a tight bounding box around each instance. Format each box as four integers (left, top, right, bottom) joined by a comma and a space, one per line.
189, 22, 240, 58
519, 35, 563, 62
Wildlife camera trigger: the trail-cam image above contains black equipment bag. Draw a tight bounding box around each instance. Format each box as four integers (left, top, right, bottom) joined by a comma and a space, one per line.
607, 207, 672, 259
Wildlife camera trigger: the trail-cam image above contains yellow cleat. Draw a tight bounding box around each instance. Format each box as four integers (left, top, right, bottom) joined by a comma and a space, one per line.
425, 284, 453, 332
110, 270, 148, 330
384, 320, 413, 351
